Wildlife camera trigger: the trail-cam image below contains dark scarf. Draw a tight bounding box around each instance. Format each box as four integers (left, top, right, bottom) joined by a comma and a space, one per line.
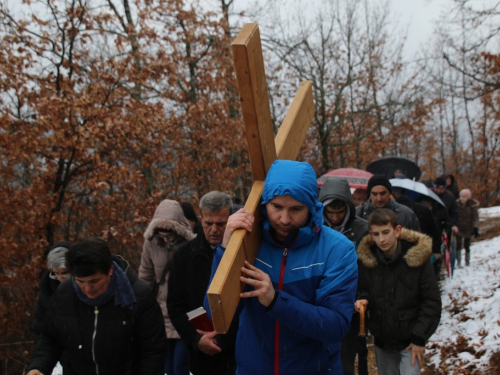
73, 261, 136, 310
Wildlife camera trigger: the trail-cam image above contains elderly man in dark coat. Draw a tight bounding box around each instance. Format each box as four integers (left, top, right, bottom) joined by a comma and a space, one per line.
168, 191, 238, 375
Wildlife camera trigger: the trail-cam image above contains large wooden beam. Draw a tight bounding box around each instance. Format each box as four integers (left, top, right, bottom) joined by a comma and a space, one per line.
206, 24, 315, 333
206, 83, 314, 333
275, 81, 314, 160
207, 181, 263, 333
232, 23, 275, 181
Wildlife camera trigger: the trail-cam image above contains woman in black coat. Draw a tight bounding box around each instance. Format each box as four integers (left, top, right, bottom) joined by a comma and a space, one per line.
27, 238, 167, 375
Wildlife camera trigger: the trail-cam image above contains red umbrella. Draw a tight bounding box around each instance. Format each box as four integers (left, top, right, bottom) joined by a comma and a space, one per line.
317, 168, 373, 189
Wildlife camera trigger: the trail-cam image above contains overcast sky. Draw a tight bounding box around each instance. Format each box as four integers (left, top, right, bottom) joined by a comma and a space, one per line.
6, 0, 496, 60
390, 0, 446, 56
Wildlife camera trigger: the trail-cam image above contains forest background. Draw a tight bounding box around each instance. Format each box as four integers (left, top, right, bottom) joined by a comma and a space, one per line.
1, 0, 499, 372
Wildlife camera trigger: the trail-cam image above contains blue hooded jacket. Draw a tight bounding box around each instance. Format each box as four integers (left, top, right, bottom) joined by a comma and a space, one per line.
208, 160, 358, 375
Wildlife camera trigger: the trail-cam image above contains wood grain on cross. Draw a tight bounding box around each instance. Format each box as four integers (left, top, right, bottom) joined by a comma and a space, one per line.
207, 23, 314, 333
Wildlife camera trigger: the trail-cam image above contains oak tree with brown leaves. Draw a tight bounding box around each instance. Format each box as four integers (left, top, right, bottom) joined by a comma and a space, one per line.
0, 0, 248, 371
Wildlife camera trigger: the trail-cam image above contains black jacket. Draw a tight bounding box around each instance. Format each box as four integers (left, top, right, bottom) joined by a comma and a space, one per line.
167, 229, 237, 375
32, 270, 59, 341
33, 241, 72, 341
357, 229, 441, 350
436, 189, 459, 228
397, 196, 441, 255
27, 256, 167, 375
356, 199, 421, 232
318, 178, 369, 245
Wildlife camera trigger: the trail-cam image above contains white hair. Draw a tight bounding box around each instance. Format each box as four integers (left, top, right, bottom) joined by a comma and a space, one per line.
47, 246, 69, 269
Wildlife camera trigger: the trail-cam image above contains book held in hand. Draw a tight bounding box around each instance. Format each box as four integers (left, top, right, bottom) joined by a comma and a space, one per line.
186, 306, 214, 331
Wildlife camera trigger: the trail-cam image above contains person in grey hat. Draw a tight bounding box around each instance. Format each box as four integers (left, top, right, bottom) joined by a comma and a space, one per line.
356, 174, 420, 231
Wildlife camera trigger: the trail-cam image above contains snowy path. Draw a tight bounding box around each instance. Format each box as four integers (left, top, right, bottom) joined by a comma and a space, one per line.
427, 207, 500, 372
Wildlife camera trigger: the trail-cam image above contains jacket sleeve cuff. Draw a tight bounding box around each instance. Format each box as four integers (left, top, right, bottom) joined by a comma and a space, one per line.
411, 334, 426, 347
192, 333, 203, 351
265, 291, 279, 311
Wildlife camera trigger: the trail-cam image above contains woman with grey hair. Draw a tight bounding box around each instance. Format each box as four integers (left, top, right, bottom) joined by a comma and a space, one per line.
32, 241, 72, 341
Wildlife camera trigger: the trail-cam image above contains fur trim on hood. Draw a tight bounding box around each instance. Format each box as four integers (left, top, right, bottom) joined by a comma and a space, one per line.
357, 228, 432, 269
143, 199, 196, 242
457, 198, 480, 209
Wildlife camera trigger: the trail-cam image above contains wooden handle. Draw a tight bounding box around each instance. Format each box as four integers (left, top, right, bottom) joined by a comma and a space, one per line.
359, 304, 366, 337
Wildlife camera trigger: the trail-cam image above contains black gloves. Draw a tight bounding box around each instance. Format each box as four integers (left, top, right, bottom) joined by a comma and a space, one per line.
473, 227, 479, 238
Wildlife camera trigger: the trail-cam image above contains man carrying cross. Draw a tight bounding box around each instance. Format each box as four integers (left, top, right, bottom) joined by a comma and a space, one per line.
205, 159, 358, 375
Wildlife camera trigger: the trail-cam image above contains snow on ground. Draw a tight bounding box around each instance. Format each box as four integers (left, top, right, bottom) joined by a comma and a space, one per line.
427, 207, 500, 372
478, 205, 500, 219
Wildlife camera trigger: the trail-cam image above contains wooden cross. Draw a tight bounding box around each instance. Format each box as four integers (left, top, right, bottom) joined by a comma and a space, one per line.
206, 23, 314, 333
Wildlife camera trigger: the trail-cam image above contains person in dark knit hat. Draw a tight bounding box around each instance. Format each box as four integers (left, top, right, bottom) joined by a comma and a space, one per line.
433, 176, 447, 189
356, 174, 420, 231
367, 174, 393, 196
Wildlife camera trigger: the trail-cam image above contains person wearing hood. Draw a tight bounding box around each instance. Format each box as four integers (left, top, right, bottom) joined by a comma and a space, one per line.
445, 174, 459, 199
206, 160, 358, 375
318, 178, 369, 375
319, 178, 369, 245
181, 201, 202, 234
26, 238, 167, 375
453, 189, 480, 267
139, 199, 196, 375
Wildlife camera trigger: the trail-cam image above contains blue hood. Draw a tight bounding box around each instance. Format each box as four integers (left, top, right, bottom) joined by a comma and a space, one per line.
261, 160, 324, 237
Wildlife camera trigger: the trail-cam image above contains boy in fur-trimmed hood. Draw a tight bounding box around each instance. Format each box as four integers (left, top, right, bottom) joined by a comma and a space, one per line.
355, 208, 441, 375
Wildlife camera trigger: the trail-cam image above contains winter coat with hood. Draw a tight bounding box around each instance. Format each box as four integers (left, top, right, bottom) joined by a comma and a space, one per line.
167, 226, 238, 375
356, 199, 421, 232
357, 229, 441, 351
26, 256, 167, 375
456, 198, 480, 238
139, 199, 195, 339
318, 178, 369, 245
206, 160, 359, 375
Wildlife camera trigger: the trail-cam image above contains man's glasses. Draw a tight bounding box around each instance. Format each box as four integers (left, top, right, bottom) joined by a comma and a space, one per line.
49, 270, 71, 281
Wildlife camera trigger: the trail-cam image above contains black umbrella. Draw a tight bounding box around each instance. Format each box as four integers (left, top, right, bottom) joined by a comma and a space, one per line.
366, 156, 421, 181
